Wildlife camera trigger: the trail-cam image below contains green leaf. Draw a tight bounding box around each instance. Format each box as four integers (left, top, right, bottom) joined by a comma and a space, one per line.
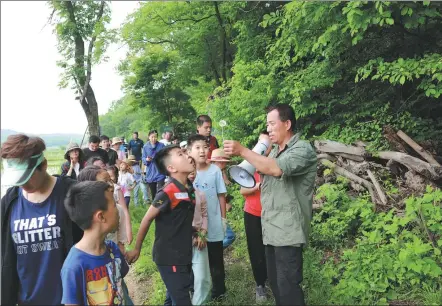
400, 76, 406, 85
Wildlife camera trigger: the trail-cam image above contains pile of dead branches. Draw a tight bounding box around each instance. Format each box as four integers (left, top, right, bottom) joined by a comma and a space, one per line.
314, 126, 442, 209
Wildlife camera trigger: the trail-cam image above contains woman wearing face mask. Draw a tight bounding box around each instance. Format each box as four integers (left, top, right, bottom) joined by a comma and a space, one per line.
61, 142, 87, 180
141, 130, 166, 197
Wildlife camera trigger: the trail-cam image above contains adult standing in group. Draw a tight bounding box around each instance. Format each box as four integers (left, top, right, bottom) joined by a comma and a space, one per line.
128, 132, 144, 165
1, 134, 82, 305
239, 131, 273, 303
111, 136, 126, 164
100, 135, 118, 166
120, 137, 129, 158
142, 130, 166, 197
82, 135, 109, 165
224, 104, 317, 306
159, 130, 173, 146
196, 115, 219, 160
60, 142, 87, 180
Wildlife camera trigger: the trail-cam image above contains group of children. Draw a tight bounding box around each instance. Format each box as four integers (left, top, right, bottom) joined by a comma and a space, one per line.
59, 133, 236, 305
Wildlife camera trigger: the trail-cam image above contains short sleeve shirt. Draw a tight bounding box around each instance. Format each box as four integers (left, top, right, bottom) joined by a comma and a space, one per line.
61, 241, 129, 306
193, 164, 227, 242
10, 178, 68, 305
152, 178, 196, 266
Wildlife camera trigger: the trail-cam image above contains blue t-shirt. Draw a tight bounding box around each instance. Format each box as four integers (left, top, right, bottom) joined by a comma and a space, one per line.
10, 178, 67, 305
128, 139, 144, 161
61, 240, 129, 306
193, 164, 227, 242
132, 164, 143, 183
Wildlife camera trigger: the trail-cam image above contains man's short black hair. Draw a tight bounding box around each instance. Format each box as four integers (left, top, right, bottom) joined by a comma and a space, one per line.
187, 134, 208, 150
87, 156, 105, 166
64, 181, 111, 230
260, 130, 269, 135
89, 135, 100, 144
266, 103, 296, 131
100, 135, 110, 142
154, 145, 181, 176
133, 131, 138, 135
197, 115, 212, 126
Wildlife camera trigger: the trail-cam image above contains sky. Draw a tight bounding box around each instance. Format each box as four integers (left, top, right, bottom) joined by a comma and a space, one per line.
1, 1, 140, 135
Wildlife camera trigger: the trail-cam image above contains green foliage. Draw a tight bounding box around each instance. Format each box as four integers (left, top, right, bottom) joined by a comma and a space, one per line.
311, 182, 442, 304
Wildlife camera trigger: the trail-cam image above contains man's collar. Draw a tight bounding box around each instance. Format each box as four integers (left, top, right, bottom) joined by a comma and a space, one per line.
274, 133, 301, 156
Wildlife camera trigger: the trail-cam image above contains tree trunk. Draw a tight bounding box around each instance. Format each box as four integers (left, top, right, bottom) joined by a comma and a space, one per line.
84, 85, 100, 136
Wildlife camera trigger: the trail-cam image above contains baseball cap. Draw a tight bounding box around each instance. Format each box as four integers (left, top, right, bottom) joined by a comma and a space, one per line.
1, 153, 45, 186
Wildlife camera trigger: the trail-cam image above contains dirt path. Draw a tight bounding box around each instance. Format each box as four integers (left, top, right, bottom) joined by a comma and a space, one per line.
125, 268, 150, 305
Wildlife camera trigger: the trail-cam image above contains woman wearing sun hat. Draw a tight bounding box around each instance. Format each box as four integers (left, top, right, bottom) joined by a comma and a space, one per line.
112, 136, 126, 164
60, 142, 87, 180
1, 134, 81, 305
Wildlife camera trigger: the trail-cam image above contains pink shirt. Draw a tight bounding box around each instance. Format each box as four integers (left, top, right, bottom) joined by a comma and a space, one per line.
192, 189, 208, 231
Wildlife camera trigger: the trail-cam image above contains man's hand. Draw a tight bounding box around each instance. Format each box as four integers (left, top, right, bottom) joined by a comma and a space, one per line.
223, 140, 245, 157
125, 249, 140, 264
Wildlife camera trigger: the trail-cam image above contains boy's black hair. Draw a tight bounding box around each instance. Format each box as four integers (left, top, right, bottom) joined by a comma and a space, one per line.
260, 130, 269, 135
89, 135, 100, 144
87, 156, 105, 166
197, 115, 212, 126
133, 131, 138, 135
77, 165, 103, 182
154, 144, 181, 176
100, 135, 110, 142
187, 134, 208, 149
64, 181, 111, 230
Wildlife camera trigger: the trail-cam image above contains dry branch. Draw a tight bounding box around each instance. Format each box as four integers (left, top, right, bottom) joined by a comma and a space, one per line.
314, 140, 366, 156
396, 130, 441, 166
367, 170, 388, 205
320, 159, 378, 204
378, 151, 442, 180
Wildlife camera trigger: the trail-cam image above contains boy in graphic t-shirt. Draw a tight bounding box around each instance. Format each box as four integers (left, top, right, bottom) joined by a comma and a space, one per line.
61, 181, 129, 306
126, 145, 196, 305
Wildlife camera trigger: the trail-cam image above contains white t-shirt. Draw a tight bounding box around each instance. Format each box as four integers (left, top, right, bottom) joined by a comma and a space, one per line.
159, 139, 171, 146
118, 172, 135, 197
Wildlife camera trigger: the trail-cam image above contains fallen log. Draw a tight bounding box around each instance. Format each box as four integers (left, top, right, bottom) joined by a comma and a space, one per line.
383, 125, 410, 153
336, 153, 365, 162
367, 170, 388, 205
377, 151, 442, 181
320, 159, 378, 204
314, 140, 366, 156
317, 153, 337, 162
396, 130, 441, 166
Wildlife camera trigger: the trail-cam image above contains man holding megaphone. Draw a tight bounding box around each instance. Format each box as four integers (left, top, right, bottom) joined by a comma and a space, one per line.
224, 103, 317, 306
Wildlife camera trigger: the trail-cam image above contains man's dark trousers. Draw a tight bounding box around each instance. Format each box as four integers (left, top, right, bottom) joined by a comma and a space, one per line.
157, 265, 192, 305
265, 245, 305, 306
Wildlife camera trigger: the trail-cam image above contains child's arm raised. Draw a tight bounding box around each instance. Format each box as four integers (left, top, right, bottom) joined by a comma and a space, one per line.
125, 191, 170, 264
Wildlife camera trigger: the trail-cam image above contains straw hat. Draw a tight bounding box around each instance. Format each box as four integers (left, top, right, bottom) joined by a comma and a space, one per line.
112, 137, 122, 145
64, 142, 84, 160
121, 155, 136, 166
209, 148, 234, 163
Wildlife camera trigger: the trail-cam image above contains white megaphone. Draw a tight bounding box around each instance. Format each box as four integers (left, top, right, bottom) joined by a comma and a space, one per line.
228, 138, 270, 188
